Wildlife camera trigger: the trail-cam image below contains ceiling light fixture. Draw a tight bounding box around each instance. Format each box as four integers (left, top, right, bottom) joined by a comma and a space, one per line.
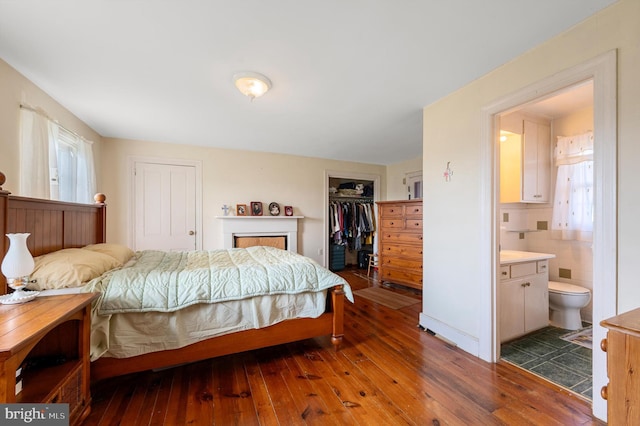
233, 72, 272, 101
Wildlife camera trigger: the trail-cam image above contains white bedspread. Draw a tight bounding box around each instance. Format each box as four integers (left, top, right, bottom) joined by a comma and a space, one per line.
89, 291, 328, 360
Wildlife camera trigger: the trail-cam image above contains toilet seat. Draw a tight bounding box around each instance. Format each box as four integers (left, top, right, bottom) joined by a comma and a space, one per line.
548, 280, 590, 295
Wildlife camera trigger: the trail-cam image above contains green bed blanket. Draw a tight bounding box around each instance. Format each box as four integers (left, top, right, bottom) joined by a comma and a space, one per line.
85, 246, 353, 314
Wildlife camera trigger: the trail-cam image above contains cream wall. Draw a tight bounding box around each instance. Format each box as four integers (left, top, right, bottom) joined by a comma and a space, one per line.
386, 156, 422, 200
421, 0, 638, 418
0, 59, 103, 192
100, 137, 386, 265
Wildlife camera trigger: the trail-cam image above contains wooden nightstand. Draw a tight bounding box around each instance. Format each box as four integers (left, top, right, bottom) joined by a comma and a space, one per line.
0, 293, 98, 426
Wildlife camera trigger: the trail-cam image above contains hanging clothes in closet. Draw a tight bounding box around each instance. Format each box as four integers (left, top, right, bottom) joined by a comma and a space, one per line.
329, 200, 375, 251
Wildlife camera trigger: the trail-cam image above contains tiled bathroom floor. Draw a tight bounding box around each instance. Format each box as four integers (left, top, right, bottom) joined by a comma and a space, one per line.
501, 325, 592, 400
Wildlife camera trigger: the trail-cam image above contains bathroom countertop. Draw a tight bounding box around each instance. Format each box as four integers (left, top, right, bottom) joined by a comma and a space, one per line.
500, 250, 556, 265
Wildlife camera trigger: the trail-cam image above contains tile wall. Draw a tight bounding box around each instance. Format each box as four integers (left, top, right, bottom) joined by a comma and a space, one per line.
500, 204, 593, 323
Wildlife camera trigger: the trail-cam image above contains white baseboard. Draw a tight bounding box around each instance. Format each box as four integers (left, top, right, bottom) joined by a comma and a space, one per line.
419, 313, 479, 357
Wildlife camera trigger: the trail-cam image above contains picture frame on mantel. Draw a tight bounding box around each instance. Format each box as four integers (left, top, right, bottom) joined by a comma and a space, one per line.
236, 204, 247, 216
251, 201, 263, 216
284, 206, 293, 216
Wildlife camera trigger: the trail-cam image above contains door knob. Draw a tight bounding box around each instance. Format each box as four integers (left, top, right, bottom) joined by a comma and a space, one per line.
189, 231, 195, 236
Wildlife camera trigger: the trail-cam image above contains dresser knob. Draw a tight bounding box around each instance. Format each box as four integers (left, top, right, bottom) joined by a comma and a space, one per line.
601, 385, 608, 400
600, 338, 608, 352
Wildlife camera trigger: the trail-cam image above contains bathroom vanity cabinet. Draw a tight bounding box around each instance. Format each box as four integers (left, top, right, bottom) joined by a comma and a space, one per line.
500, 117, 551, 203
500, 259, 550, 342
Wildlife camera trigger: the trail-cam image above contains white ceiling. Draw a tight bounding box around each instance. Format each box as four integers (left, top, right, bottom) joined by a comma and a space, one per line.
519, 80, 594, 119
0, 1, 616, 165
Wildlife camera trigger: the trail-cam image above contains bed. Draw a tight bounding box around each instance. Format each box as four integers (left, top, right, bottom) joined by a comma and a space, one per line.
0, 173, 350, 382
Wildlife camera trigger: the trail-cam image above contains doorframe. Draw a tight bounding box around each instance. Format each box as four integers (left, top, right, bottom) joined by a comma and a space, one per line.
128, 156, 203, 250
479, 50, 617, 420
323, 170, 381, 269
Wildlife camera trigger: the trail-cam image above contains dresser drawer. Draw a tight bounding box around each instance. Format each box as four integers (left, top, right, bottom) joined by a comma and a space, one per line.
404, 219, 422, 231
380, 243, 423, 258
380, 205, 404, 217
380, 218, 404, 229
380, 232, 423, 244
380, 268, 423, 289
380, 256, 422, 271
405, 204, 423, 218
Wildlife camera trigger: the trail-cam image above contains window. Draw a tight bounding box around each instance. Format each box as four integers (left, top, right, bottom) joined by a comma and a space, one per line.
19, 107, 96, 203
55, 127, 79, 201
551, 132, 594, 242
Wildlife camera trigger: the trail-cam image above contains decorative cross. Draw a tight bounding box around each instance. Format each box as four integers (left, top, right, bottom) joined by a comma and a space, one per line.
221, 204, 230, 216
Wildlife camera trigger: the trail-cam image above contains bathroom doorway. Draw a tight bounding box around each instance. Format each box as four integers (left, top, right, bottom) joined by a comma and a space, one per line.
497, 82, 595, 399
483, 51, 617, 419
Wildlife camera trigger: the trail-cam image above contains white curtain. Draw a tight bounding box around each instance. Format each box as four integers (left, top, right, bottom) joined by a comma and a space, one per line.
75, 138, 96, 203
19, 107, 96, 203
48, 121, 60, 200
551, 132, 594, 242
19, 108, 57, 198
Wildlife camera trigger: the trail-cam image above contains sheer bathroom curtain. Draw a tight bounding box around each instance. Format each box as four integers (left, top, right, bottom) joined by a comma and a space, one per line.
551, 132, 594, 242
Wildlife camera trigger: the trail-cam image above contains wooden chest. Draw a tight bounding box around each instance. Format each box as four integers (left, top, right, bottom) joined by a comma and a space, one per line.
377, 200, 423, 290
601, 308, 640, 424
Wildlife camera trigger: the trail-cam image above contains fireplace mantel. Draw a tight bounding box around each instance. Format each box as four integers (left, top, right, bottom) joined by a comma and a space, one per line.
217, 216, 304, 252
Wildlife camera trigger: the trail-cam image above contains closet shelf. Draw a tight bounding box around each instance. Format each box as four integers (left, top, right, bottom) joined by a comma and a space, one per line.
329, 196, 373, 202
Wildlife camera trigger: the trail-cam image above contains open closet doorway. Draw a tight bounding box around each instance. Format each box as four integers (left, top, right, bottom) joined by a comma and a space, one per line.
324, 170, 381, 270
480, 50, 616, 420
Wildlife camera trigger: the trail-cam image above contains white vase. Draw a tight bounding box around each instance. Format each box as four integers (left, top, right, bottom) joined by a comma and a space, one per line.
1, 233, 35, 279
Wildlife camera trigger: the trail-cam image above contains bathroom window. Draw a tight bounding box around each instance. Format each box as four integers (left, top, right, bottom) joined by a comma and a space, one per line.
551, 132, 594, 241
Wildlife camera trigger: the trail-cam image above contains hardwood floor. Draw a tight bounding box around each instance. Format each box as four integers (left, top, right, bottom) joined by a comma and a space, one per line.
84, 268, 603, 425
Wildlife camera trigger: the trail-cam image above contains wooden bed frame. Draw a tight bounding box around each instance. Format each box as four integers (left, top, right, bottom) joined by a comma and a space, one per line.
0, 173, 345, 382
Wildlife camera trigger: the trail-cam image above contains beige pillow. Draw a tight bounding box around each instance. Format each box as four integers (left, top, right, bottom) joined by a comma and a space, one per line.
29, 248, 121, 290
82, 243, 135, 265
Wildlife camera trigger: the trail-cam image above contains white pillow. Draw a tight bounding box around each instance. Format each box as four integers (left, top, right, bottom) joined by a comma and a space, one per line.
82, 243, 135, 265
29, 248, 121, 290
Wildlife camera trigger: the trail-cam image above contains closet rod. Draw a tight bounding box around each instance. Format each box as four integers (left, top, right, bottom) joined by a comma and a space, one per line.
329, 197, 373, 203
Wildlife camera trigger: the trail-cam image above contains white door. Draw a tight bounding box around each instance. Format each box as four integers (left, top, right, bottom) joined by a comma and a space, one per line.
134, 161, 197, 251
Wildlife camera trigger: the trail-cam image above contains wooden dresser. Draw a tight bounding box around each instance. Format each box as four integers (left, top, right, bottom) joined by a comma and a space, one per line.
376, 200, 423, 290
600, 308, 640, 424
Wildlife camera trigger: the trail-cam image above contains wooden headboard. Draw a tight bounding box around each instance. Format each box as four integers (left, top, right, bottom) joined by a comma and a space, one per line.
0, 172, 106, 294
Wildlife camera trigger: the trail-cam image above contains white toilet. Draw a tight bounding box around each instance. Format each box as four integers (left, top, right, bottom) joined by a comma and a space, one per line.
548, 281, 592, 330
